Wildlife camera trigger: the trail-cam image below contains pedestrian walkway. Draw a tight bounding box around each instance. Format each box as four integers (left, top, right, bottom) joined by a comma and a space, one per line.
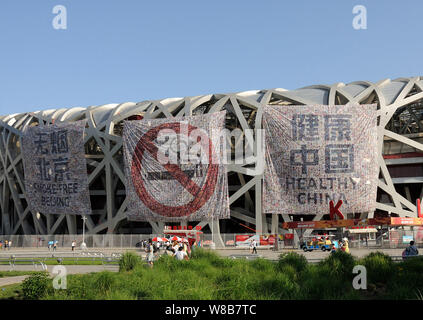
0, 264, 118, 277
0, 247, 409, 262
215, 248, 406, 261
0, 276, 29, 287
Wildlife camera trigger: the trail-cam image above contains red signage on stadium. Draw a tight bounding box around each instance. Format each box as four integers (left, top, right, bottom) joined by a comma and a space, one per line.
164, 225, 202, 231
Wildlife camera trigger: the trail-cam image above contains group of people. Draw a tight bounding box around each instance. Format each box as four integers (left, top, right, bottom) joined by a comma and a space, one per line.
144, 238, 198, 267
47, 240, 58, 251
46, 240, 77, 251
0, 240, 12, 250
0, 239, 76, 251
330, 238, 350, 254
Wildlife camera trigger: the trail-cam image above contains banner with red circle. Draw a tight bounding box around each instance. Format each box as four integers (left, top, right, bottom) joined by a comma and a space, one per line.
123, 111, 230, 222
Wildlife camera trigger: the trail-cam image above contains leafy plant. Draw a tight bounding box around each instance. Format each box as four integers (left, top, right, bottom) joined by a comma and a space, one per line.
359, 251, 394, 284
20, 251, 423, 300
95, 272, 116, 292
21, 272, 50, 300
318, 250, 355, 278
277, 252, 308, 273
118, 251, 141, 272
190, 247, 220, 260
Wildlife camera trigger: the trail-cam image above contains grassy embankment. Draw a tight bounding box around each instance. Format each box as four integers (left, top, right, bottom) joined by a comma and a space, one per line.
1, 249, 423, 300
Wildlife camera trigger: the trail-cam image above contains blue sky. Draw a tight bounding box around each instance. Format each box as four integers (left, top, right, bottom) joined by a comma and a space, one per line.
0, 0, 422, 115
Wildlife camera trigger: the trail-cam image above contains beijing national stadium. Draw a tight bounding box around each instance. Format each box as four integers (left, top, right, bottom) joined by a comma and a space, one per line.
0, 76, 422, 246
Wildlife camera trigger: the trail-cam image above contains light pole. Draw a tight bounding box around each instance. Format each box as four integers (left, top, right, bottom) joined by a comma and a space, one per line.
81, 215, 87, 250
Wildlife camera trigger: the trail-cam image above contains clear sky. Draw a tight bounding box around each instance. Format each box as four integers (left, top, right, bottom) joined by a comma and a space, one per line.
0, 0, 422, 115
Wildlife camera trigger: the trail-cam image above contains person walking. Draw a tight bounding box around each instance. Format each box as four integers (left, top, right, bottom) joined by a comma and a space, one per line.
342, 238, 350, 253
4, 240, 8, 251
71, 240, 76, 252
8, 240, 11, 250
273, 235, 279, 251
53, 241, 57, 252
146, 239, 154, 268
190, 240, 197, 257
252, 239, 258, 254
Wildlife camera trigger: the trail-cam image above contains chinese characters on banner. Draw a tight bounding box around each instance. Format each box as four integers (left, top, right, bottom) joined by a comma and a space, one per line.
263, 104, 378, 215
22, 121, 91, 215
123, 111, 230, 222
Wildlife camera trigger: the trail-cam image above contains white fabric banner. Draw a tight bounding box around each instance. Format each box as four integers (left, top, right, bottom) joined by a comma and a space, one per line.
123, 112, 230, 222
263, 104, 378, 215
22, 121, 91, 215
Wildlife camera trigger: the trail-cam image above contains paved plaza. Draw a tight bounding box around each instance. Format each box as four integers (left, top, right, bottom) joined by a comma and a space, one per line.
0, 246, 406, 261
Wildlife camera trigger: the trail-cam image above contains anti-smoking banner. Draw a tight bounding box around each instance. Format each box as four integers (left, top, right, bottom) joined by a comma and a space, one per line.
22, 121, 91, 215
123, 111, 230, 222
263, 104, 378, 215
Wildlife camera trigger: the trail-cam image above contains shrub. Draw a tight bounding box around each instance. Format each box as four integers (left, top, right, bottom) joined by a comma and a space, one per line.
155, 254, 180, 272
37, 249, 423, 300
250, 258, 274, 272
119, 251, 140, 272
190, 247, 220, 260
63, 274, 95, 300
319, 250, 355, 278
253, 273, 299, 299
360, 252, 394, 284
210, 257, 236, 269
276, 264, 298, 281
95, 272, 116, 292
385, 256, 423, 299
22, 272, 50, 300
106, 290, 136, 300
299, 263, 353, 299
400, 255, 423, 273
277, 252, 308, 273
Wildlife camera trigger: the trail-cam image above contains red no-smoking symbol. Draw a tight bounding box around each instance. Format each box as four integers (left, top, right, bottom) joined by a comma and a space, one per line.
131, 122, 219, 217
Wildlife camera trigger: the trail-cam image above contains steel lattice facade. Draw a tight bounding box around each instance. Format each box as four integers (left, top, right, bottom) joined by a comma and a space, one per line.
1, 76, 423, 245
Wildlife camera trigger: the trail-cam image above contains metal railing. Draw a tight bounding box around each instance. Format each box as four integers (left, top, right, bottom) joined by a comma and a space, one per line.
3, 253, 121, 271
0, 233, 269, 249
0, 231, 420, 250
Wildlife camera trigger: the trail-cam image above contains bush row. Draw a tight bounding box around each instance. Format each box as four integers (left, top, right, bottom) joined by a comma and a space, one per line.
19, 249, 423, 300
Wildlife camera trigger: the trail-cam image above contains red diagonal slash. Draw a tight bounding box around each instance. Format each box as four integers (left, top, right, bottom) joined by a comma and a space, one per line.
139, 136, 202, 196
329, 200, 344, 220
131, 122, 219, 217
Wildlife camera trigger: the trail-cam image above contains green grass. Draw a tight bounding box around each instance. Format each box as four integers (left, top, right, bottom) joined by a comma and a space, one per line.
118, 251, 141, 272
0, 259, 118, 266
3, 249, 423, 300
0, 271, 46, 278
0, 283, 23, 300
0, 271, 49, 300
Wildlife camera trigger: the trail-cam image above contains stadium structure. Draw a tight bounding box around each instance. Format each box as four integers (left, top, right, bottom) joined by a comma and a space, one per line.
1, 76, 423, 242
